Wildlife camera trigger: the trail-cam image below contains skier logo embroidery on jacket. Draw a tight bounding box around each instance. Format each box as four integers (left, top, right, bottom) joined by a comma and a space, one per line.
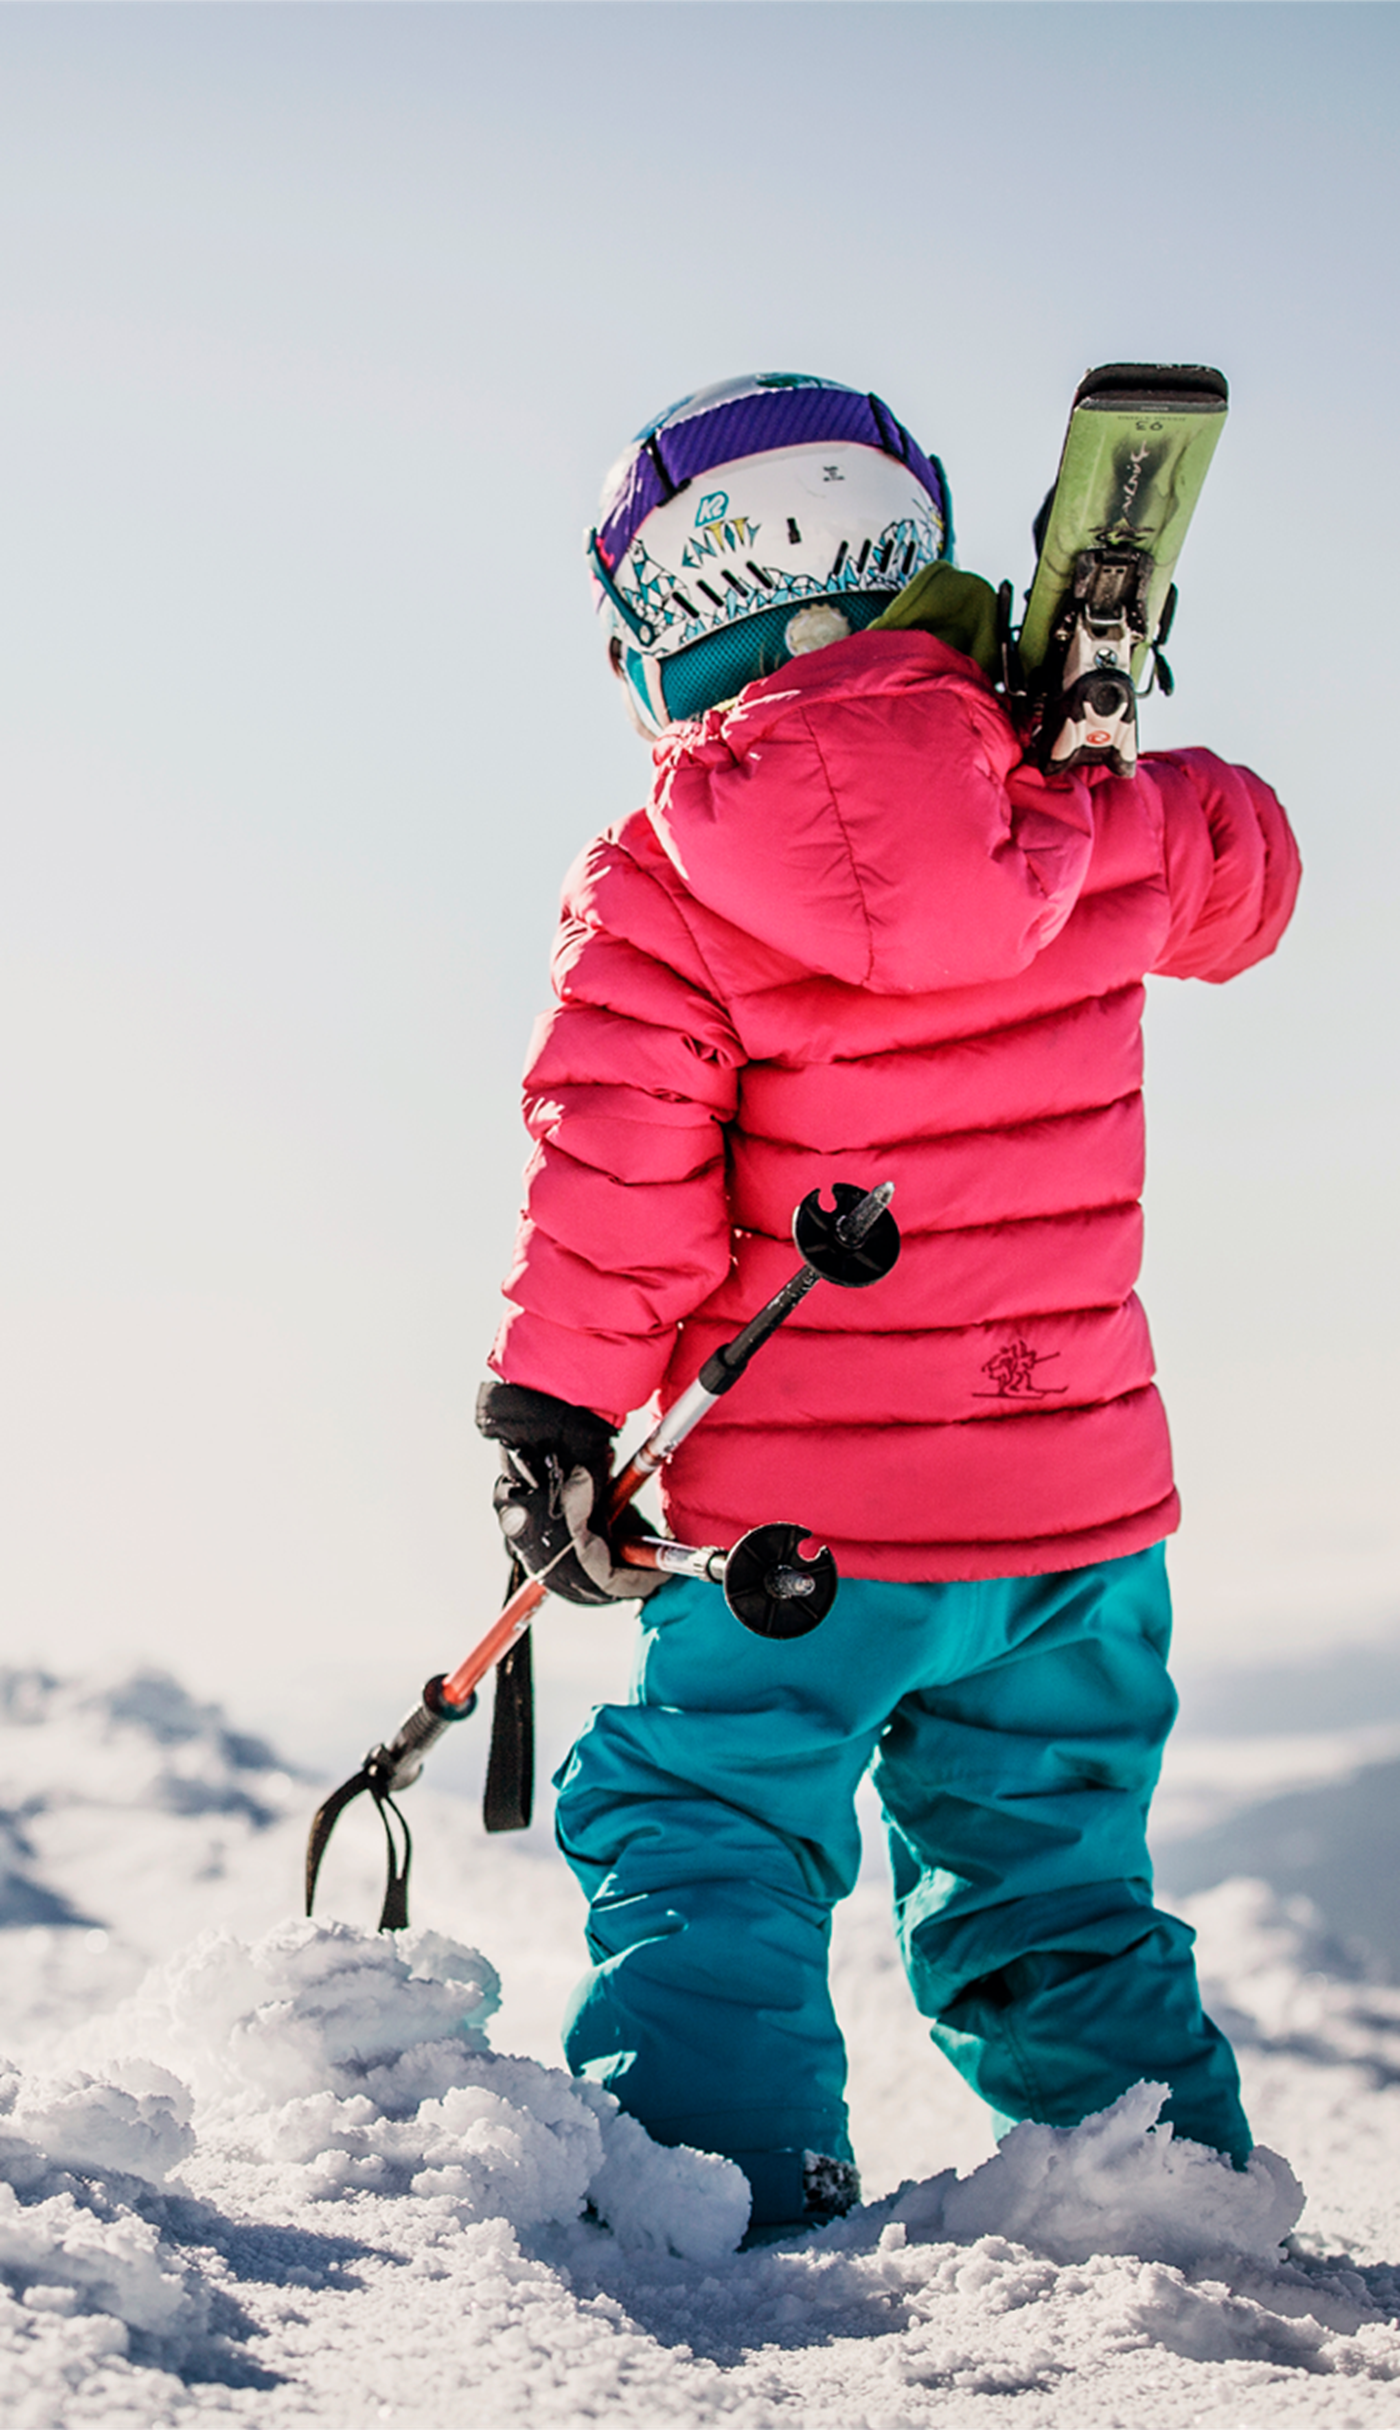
974, 1338, 1068, 1400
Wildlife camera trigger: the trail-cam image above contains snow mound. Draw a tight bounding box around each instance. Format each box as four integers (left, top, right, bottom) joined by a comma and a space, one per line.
0, 2174, 202, 2343
1, 1920, 750, 2423
1, 2058, 194, 2189
66, 1917, 749, 2259
888, 2079, 1304, 2266
0, 2058, 209, 2407
6, 1904, 1400, 2424
74, 1918, 503, 2115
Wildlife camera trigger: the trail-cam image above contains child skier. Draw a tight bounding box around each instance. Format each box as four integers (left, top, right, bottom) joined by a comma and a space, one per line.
477, 373, 1300, 2234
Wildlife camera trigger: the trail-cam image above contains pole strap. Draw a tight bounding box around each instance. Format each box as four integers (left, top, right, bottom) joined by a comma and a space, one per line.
483, 1562, 534, 1832
304, 1765, 414, 1931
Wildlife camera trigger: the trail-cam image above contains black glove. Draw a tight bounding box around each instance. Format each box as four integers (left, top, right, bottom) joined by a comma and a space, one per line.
475, 1381, 661, 1606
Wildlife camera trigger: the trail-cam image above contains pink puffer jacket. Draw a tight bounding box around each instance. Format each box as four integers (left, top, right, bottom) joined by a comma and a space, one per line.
491, 631, 1299, 1581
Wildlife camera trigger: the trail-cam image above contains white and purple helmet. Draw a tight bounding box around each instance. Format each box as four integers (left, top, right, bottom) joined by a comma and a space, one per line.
587, 373, 953, 734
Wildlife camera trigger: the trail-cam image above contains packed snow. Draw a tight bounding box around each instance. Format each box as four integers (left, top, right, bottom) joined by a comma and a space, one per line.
3, 1660, 1400, 2424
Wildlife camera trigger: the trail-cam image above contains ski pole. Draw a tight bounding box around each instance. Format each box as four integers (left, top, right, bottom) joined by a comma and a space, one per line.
305, 1178, 898, 1925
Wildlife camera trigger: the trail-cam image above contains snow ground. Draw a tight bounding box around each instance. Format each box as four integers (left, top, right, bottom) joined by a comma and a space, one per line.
3, 1660, 1400, 2426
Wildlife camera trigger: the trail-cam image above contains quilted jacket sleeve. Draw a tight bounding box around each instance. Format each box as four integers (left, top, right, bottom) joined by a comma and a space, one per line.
1148, 747, 1301, 982
489, 830, 745, 1427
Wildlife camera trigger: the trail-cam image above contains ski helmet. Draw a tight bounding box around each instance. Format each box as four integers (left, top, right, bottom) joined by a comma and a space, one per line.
587, 373, 953, 735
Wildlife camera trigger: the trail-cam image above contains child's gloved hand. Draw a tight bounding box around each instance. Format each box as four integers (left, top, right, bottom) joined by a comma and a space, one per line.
871, 562, 1001, 680
475, 1380, 662, 1605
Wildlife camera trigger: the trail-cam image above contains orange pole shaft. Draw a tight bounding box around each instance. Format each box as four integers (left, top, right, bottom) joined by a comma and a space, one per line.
437, 1572, 547, 1709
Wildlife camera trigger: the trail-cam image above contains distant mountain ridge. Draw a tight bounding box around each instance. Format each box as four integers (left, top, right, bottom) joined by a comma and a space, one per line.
1158, 1756, 1400, 1980
1176, 1635, 1400, 1738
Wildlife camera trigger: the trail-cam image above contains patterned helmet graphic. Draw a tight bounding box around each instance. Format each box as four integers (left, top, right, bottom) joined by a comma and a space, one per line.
587, 373, 952, 735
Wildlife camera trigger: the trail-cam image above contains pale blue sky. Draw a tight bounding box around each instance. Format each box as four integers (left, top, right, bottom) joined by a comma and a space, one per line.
1, 5, 1396, 1757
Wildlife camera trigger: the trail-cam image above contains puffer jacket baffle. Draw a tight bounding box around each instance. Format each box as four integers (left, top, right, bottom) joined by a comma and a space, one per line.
491, 629, 1300, 1582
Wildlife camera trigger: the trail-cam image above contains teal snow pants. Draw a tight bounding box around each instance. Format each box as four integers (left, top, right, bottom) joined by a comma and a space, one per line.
553, 1544, 1249, 2227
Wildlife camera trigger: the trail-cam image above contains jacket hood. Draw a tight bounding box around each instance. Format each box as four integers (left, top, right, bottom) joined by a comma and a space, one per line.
647, 630, 1096, 996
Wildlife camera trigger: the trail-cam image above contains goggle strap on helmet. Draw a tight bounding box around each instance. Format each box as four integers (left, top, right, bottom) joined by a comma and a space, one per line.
867, 395, 956, 556
642, 430, 691, 507
586, 530, 657, 647
926, 451, 955, 560
868, 392, 909, 464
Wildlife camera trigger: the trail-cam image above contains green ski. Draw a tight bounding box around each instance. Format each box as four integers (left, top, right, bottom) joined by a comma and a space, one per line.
1006, 362, 1229, 778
